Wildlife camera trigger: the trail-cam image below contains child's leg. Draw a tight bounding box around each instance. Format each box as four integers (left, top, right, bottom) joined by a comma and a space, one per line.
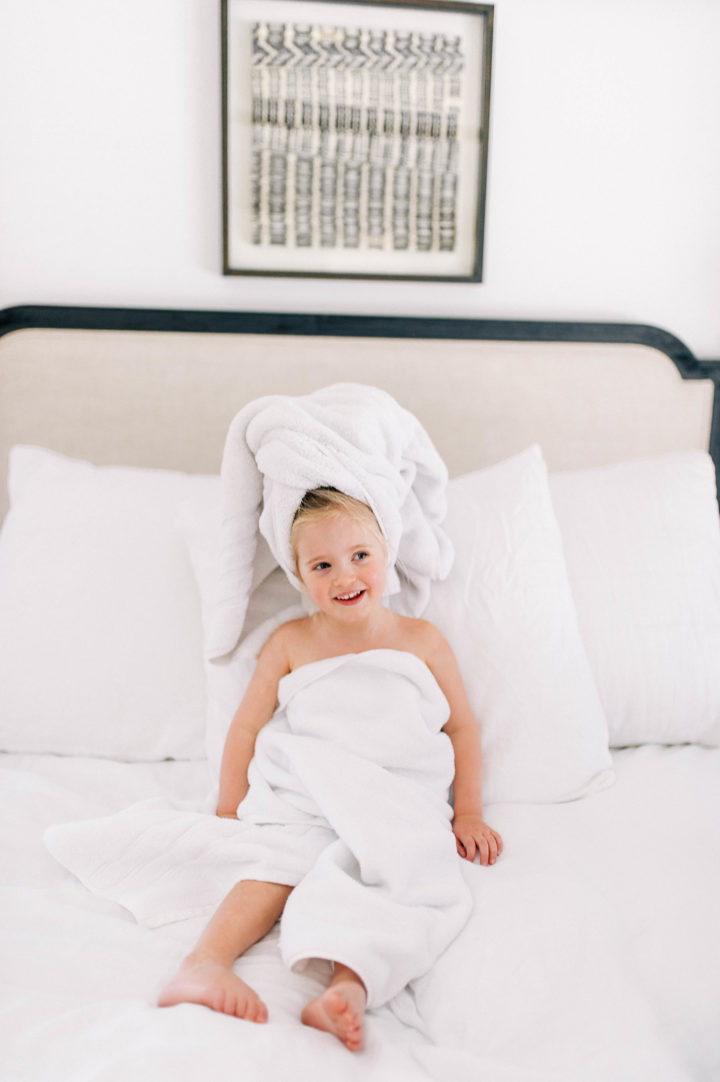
158, 879, 292, 1021
301, 963, 367, 1052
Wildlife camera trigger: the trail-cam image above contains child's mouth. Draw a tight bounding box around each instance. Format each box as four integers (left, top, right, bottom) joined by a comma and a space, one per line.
334, 589, 366, 606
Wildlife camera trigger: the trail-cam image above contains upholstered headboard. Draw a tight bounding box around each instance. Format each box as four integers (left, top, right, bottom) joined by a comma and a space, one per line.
1, 306, 718, 518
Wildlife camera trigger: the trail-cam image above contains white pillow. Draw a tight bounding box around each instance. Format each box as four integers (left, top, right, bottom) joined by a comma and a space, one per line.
177, 477, 299, 649
0, 447, 209, 760
424, 446, 614, 805
182, 445, 613, 804
549, 451, 720, 746
177, 482, 301, 774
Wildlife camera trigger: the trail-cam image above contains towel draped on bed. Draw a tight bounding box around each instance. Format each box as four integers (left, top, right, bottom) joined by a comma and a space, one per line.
46, 650, 471, 1008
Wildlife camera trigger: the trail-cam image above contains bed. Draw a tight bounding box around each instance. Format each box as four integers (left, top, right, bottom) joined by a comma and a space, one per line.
1, 305, 719, 1082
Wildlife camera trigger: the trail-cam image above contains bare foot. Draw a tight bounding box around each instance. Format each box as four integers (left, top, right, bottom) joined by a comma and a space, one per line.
158, 959, 268, 1022
301, 977, 366, 1051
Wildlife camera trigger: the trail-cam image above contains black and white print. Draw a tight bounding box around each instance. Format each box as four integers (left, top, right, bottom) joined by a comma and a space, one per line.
250, 22, 465, 254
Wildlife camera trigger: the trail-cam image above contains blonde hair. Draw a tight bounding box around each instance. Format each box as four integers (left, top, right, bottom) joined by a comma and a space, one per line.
290, 487, 386, 576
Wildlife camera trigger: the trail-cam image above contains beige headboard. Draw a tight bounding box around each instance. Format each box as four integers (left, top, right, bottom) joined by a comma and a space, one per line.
0, 309, 717, 519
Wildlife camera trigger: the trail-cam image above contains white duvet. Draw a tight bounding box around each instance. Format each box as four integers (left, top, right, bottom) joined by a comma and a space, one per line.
2, 745, 719, 1082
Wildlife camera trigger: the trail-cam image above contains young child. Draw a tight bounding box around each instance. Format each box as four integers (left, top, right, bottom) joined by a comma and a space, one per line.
159, 487, 502, 1051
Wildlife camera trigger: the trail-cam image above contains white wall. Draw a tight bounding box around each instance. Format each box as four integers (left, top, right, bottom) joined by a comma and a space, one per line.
1, 0, 719, 357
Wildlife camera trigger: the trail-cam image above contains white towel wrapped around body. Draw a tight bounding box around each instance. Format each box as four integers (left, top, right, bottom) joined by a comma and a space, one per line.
207, 383, 454, 660
46, 649, 471, 1008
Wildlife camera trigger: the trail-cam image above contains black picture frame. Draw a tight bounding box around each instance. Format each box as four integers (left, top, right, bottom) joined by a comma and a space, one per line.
221, 0, 494, 281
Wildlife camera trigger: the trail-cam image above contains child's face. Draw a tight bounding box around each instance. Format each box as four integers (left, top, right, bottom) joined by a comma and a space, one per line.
294, 510, 387, 622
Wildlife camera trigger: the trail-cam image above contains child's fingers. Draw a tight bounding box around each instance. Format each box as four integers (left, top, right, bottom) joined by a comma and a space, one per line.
454, 830, 476, 861
477, 830, 500, 865
454, 823, 503, 864
486, 832, 499, 864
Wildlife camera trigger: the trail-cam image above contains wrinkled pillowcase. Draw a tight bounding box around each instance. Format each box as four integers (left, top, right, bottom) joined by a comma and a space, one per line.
177, 482, 301, 775
0, 446, 209, 760
424, 445, 613, 805
549, 451, 720, 746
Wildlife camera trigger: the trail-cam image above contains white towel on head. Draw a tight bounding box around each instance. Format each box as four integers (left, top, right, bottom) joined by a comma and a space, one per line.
206, 383, 453, 661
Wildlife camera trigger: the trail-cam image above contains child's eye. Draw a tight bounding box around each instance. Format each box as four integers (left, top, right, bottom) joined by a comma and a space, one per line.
312, 561, 330, 572
353, 551, 368, 561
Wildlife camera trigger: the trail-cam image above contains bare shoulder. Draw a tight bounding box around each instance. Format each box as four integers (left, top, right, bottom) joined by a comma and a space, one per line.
233, 619, 306, 718
393, 615, 450, 664
262, 617, 309, 654
259, 616, 315, 674
256, 618, 304, 673
401, 618, 474, 721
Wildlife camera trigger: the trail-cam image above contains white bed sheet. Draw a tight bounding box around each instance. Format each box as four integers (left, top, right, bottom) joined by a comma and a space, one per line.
1, 746, 719, 1082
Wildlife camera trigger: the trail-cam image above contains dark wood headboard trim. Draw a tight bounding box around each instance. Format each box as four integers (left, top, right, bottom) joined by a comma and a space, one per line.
1, 304, 718, 376
2, 305, 720, 492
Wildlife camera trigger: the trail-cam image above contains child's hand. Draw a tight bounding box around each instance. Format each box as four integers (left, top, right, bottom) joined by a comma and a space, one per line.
452, 814, 503, 866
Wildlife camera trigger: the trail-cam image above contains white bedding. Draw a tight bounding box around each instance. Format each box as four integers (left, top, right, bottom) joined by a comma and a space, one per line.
2, 745, 719, 1082
2, 430, 720, 1082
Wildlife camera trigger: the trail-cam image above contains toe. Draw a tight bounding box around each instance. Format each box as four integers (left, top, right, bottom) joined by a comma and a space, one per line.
346, 1027, 363, 1051
244, 996, 266, 1023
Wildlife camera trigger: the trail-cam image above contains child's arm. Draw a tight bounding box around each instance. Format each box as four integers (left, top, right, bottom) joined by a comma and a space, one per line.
216, 629, 291, 818
425, 626, 503, 866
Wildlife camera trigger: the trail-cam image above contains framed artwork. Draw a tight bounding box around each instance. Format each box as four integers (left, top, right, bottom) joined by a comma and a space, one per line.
221, 0, 494, 281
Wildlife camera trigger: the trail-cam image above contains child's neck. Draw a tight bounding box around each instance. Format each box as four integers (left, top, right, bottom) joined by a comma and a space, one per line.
312, 606, 395, 652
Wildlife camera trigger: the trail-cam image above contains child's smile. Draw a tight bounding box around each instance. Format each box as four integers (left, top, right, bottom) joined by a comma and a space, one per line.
334, 588, 366, 606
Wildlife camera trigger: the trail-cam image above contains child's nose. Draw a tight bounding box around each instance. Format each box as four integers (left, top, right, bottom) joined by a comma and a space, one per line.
332, 564, 355, 588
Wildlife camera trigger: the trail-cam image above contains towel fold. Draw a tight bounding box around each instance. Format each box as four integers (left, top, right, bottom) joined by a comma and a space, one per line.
206, 383, 453, 660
